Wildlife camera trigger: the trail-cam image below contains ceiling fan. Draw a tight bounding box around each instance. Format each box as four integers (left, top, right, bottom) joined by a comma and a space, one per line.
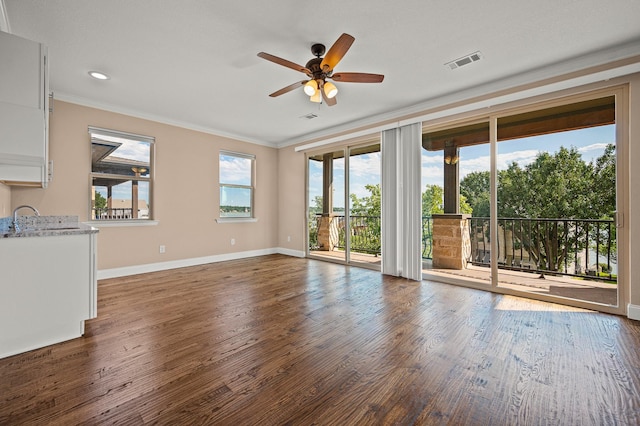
257, 33, 384, 106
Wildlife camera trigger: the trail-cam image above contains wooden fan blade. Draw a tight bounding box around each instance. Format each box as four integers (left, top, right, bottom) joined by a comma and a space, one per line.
269, 81, 307, 97
258, 52, 311, 75
320, 33, 355, 72
331, 72, 385, 83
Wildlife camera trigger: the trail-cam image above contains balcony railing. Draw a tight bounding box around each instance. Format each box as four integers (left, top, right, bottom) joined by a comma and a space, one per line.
468, 217, 616, 282
309, 214, 616, 282
92, 208, 133, 220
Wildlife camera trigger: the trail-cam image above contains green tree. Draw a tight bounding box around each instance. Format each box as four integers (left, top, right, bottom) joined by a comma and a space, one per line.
460, 171, 490, 217
422, 184, 443, 216
421, 184, 472, 216
498, 147, 595, 219
592, 143, 616, 218
350, 184, 381, 217
348, 184, 381, 254
495, 146, 616, 272
94, 191, 107, 210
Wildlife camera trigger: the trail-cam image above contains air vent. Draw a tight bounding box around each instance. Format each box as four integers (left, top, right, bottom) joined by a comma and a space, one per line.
300, 113, 318, 120
445, 51, 483, 70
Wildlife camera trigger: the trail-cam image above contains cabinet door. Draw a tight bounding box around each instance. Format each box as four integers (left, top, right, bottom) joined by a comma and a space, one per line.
0, 31, 48, 186
0, 31, 43, 109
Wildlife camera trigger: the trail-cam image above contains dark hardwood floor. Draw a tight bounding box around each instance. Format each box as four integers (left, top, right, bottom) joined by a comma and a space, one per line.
1, 254, 639, 425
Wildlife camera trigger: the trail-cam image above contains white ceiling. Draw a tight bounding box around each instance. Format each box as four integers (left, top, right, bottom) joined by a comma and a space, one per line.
4, 0, 640, 147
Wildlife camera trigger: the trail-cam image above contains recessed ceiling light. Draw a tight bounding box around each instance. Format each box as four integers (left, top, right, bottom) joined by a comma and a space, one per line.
88, 71, 110, 80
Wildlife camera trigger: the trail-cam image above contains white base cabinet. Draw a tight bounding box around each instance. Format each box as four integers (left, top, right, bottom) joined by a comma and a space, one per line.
0, 233, 97, 359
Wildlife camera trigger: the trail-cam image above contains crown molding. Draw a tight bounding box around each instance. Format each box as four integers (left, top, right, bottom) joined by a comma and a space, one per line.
53, 92, 277, 148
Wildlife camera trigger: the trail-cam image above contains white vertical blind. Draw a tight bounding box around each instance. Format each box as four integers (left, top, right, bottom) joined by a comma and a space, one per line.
381, 123, 422, 280
381, 128, 399, 276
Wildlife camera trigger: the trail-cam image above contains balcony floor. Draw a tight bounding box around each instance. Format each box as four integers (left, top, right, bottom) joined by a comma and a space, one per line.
310, 249, 616, 306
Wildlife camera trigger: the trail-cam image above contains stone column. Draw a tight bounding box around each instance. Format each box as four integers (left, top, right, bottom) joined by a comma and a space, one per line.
432, 213, 471, 269
317, 215, 338, 251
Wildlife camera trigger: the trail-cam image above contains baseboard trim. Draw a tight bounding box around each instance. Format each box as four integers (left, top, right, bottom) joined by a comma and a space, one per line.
98, 248, 305, 280
275, 247, 306, 258
627, 304, 640, 321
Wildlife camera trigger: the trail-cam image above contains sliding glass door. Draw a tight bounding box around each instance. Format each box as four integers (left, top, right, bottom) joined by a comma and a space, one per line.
495, 95, 619, 306
422, 121, 492, 287
421, 90, 623, 312
307, 142, 381, 269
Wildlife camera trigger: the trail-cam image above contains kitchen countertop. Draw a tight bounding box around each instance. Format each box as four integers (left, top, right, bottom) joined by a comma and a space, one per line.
0, 215, 98, 238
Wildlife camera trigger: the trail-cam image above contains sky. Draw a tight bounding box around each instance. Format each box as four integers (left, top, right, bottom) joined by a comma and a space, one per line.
219, 154, 252, 207
309, 124, 616, 209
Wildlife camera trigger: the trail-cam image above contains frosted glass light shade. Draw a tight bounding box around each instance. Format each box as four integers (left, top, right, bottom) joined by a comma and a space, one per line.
323, 81, 338, 98
304, 80, 318, 96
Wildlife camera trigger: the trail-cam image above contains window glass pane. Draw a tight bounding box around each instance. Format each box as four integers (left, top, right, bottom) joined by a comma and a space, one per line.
91, 135, 151, 175
220, 154, 252, 186
91, 179, 150, 220
220, 186, 252, 217
90, 128, 153, 221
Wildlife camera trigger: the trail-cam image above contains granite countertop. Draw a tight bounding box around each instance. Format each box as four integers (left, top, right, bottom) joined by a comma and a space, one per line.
0, 215, 98, 239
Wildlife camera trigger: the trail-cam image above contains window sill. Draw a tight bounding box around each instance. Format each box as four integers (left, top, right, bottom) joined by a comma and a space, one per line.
86, 220, 159, 228
215, 217, 258, 223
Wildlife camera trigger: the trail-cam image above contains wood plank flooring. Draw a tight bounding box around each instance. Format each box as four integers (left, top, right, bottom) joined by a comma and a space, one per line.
1, 254, 639, 425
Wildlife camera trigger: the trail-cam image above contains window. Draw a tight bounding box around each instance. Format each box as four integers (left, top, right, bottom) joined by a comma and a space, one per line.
219, 151, 254, 218
89, 127, 154, 221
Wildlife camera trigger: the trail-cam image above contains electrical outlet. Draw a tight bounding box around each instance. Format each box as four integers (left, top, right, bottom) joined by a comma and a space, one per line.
231, 238, 236, 246
287, 236, 291, 242
159, 245, 166, 253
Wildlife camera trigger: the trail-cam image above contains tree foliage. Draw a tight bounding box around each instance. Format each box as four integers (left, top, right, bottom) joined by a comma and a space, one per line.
460, 172, 490, 217
459, 144, 617, 272
460, 144, 616, 220
94, 192, 107, 210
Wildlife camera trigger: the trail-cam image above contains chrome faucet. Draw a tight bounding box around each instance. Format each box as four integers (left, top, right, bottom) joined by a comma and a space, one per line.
11, 205, 40, 233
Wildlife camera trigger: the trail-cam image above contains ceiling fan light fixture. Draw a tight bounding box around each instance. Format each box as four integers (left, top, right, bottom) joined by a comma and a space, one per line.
304, 80, 318, 96
323, 81, 338, 99
310, 91, 322, 103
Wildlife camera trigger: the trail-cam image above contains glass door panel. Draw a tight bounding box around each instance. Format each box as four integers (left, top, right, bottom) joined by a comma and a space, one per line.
307, 150, 346, 263
495, 96, 618, 306
348, 143, 381, 269
422, 121, 491, 287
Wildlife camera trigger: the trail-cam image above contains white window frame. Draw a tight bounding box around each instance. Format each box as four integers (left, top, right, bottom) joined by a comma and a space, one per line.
88, 126, 155, 225
217, 150, 256, 223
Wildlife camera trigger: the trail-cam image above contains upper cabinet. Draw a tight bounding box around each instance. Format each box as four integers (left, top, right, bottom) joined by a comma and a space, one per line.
0, 31, 49, 187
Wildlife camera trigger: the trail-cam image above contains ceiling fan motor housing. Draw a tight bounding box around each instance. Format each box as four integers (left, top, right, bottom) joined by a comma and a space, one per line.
305, 57, 326, 80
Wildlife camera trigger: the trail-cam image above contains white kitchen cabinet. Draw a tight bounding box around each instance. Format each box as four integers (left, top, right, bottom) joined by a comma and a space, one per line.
0, 232, 97, 359
0, 30, 49, 187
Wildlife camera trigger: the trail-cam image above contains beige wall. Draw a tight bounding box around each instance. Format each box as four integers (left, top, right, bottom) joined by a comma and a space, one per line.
277, 145, 306, 253
11, 101, 279, 269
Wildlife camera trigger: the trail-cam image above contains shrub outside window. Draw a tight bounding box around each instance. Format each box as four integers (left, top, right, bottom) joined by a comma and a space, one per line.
89, 127, 154, 220
219, 151, 255, 218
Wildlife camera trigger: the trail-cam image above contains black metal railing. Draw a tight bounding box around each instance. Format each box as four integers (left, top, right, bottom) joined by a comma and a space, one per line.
308, 214, 616, 282
308, 214, 381, 255
309, 214, 433, 258
468, 217, 617, 282
336, 215, 381, 255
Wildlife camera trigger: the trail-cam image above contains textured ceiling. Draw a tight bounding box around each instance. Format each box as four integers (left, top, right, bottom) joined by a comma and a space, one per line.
4, 0, 640, 146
